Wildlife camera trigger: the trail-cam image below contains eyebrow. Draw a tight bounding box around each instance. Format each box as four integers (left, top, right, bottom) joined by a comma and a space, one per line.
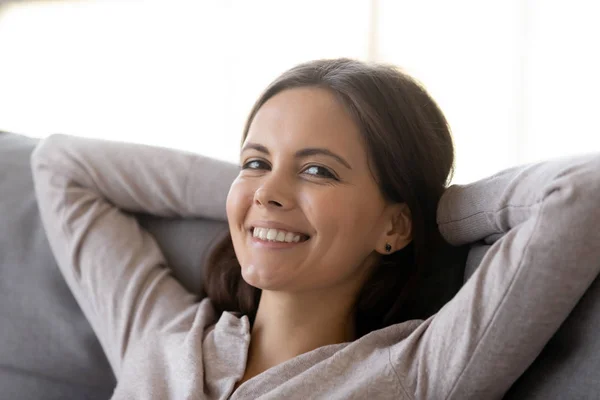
241, 142, 352, 170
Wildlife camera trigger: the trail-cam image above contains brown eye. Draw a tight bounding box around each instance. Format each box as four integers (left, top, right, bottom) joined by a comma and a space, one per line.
242, 160, 269, 170
302, 165, 338, 180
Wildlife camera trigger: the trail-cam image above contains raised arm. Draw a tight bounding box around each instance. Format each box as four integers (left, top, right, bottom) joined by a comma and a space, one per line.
30, 134, 237, 377
391, 153, 600, 399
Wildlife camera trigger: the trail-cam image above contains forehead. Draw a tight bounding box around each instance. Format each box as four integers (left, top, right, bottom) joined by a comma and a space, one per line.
244, 87, 366, 159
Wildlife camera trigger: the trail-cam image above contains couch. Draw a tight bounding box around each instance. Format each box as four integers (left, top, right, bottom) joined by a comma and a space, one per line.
1, 131, 599, 399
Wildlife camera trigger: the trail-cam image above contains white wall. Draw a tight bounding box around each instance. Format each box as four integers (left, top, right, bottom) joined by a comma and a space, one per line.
0, 0, 598, 184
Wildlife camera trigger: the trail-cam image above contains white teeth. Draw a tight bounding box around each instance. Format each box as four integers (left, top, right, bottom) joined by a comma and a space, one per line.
259, 228, 267, 240
266, 229, 278, 240
252, 227, 305, 243
284, 232, 294, 242
276, 231, 286, 242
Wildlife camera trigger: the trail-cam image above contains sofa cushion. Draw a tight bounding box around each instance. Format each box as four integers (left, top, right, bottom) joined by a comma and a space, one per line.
0, 131, 229, 399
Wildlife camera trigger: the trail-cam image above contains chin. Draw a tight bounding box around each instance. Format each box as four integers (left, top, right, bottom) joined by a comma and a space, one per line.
240, 263, 289, 291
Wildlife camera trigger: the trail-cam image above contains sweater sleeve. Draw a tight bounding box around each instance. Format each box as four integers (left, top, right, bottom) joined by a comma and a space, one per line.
30, 134, 237, 378
390, 153, 600, 399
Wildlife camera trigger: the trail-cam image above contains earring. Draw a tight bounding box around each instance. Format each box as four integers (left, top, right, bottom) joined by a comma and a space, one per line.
385, 243, 392, 253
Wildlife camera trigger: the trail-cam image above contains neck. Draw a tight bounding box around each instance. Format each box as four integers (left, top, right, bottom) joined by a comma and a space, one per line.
242, 290, 356, 382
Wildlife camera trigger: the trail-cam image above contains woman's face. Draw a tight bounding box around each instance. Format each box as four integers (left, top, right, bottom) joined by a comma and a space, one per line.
226, 87, 405, 294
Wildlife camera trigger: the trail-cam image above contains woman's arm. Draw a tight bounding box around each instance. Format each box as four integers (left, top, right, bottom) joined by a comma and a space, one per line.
30, 134, 237, 378
391, 153, 600, 399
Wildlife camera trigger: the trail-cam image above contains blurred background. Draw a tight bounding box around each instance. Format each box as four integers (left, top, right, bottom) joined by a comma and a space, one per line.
0, 0, 598, 184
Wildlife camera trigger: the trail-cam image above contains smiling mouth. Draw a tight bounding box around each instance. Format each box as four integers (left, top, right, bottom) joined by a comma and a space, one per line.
250, 227, 311, 243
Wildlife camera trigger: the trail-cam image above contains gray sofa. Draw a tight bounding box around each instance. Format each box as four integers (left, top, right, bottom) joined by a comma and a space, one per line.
1, 131, 599, 399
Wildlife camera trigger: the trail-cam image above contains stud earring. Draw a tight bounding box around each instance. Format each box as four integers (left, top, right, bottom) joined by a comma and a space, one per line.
385, 243, 392, 253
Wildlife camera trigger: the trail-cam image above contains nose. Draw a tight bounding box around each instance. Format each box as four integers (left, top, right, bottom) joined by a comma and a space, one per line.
253, 173, 294, 211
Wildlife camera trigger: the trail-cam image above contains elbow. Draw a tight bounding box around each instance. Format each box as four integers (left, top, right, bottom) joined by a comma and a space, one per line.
30, 133, 69, 173
544, 154, 600, 213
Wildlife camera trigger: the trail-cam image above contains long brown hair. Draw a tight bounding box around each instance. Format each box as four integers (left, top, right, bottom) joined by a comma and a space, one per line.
201, 58, 467, 337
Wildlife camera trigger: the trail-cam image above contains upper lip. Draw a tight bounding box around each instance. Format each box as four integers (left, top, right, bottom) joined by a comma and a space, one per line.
249, 221, 310, 236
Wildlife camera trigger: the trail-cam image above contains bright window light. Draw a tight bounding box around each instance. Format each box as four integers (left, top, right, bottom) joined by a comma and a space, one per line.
0, 0, 598, 184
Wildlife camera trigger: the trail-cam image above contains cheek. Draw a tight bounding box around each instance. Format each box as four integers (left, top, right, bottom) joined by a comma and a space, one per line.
304, 190, 368, 236
318, 189, 383, 243
226, 179, 255, 268
226, 178, 253, 229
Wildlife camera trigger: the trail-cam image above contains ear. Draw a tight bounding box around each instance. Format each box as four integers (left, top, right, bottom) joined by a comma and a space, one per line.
377, 203, 412, 255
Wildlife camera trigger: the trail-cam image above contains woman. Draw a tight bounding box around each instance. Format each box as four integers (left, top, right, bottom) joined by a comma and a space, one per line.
31, 58, 600, 399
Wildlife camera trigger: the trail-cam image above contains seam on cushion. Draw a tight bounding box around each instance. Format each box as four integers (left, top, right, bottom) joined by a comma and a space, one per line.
438, 200, 544, 226
388, 347, 414, 399
443, 199, 546, 399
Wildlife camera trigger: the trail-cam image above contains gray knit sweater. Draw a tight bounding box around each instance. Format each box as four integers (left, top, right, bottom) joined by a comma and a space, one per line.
31, 134, 600, 399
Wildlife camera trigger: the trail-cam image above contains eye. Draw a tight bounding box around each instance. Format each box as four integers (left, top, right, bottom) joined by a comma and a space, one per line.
302, 165, 338, 180
241, 159, 270, 170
